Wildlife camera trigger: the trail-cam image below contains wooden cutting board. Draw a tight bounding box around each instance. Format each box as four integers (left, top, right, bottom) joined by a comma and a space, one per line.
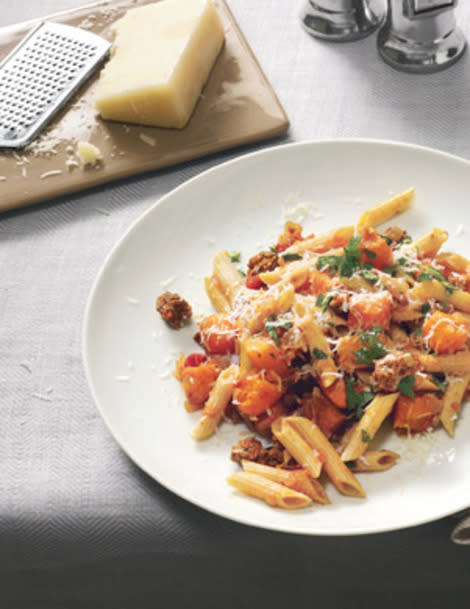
0, 0, 289, 212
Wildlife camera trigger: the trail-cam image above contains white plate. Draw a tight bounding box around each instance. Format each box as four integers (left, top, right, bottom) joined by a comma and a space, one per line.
83, 140, 470, 535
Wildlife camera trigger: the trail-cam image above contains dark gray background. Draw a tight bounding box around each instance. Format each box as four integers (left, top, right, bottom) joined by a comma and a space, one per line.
1, 1, 469, 607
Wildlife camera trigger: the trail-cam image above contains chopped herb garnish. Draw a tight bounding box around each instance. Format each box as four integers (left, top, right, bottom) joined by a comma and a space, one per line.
362, 270, 379, 284
316, 292, 333, 313
270, 246, 278, 254
364, 248, 377, 260
354, 327, 387, 366
238, 269, 246, 278
413, 327, 423, 336
432, 373, 447, 393
281, 253, 303, 262
313, 348, 328, 360
383, 265, 398, 277
265, 315, 293, 347
418, 265, 455, 295
339, 236, 362, 278
316, 236, 364, 278
421, 303, 431, 315
398, 375, 415, 398
361, 429, 372, 443
229, 251, 241, 263
317, 255, 342, 276
346, 379, 375, 420
401, 235, 412, 245
381, 234, 393, 246
397, 257, 408, 266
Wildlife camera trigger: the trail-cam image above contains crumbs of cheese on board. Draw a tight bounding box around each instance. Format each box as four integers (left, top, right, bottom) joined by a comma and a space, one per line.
139, 133, 157, 146
40, 170, 62, 179
77, 142, 102, 166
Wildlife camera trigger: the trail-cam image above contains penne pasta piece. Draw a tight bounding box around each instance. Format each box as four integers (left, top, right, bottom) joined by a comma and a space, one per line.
357, 188, 414, 234
238, 337, 255, 377
414, 228, 448, 258
241, 460, 330, 504
259, 257, 312, 287
392, 305, 422, 322
410, 280, 470, 313
192, 365, 239, 441
285, 417, 365, 498
419, 352, 470, 375
341, 393, 399, 462
346, 450, 400, 472
212, 250, 245, 304
441, 374, 470, 436
435, 252, 470, 274
227, 471, 312, 509
245, 281, 295, 335
204, 276, 231, 313
293, 295, 338, 387
283, 226, 355, 256
272, 418, 323, 478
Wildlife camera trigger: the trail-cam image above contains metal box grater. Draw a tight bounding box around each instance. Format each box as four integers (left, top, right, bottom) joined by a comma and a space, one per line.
0, 21, 111, 149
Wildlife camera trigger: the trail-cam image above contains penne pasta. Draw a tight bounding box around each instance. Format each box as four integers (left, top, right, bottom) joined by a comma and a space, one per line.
241, 460, 330, 504
272, 418, 323, 478
341, 393, 399, 462
204, 276, 231, 313
286, 417, 365, 498
414, 228, 448, 258
419, 352, 470, 375
227, 472, 312, 509
410, 280, 470, 313
283, 226, 355, 256
357, 188, 414, 234
212, 250, 245, 304
245, 281, 295, 335
192, 365, 239, 441
346, 450, 400, 472
441, 374, 470, 436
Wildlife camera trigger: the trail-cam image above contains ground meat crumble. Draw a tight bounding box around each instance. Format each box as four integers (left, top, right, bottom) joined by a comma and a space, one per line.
156, 291, 192, 329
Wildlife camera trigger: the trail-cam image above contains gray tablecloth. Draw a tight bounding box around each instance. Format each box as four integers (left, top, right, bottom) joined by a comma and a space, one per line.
1, 1, 469, 607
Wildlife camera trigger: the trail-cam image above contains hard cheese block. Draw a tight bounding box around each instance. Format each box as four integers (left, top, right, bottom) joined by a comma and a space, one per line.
94, 0, 225, 128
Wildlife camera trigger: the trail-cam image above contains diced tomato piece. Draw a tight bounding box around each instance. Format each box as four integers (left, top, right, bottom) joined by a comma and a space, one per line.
246, 275, 264, 290
276, 221, 305, 253
359, 228, 394, 271
181, 363, 219, 407
348, 292, 392, 331
393, 393, 443, 435
184, 353, 207, 368
422, 311, 470, 354
245, 336, 288, 376
233, 375, 283, 417
199, 314, 239, 354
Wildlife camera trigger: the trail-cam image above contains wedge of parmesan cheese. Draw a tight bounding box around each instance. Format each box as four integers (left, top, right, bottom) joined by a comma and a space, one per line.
94, 0, 225, 129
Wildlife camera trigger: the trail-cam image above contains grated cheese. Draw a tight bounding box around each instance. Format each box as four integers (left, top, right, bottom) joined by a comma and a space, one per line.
139, 133, 157, 146
40, 170, 62, 180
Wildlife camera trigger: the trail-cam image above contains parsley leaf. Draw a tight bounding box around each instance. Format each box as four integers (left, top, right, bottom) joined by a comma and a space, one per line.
346, 379, 375, 420
432, 373, 447, 393
316, 292, 333, 313
339, 236, 362, 278
361, 270, 379, 284
421, 303, 431, 315
380, 234, 393, 246
312, 348, 328, 360
281, 253, 303, 262
238, 269, 246, 278
229, 251, 241, 263
265, 315, 293, 347
383, 265, 398, 277
354, 328, 387, 365
363, 248, 377, 260
316, 236, 364, 278
398, 375, 415, 398
361, 429, 372, 443
317, 255, 342, 276
270, 246, 278, 254
418, 265, 455, 295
